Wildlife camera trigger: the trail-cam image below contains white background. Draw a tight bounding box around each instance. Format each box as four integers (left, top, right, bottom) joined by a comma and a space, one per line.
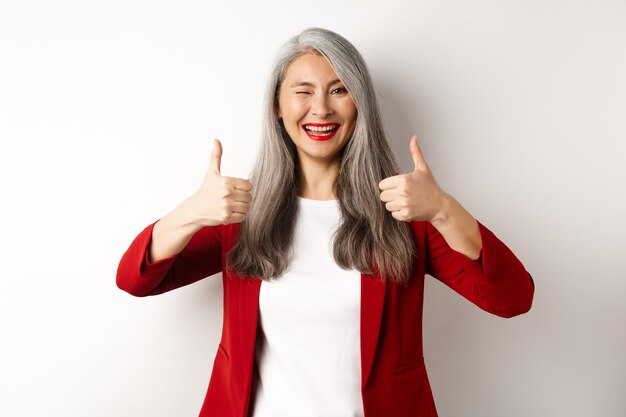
1, 1, 624, 416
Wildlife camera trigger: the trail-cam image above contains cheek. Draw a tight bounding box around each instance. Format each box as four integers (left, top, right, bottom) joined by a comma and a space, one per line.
342, 106, 358, 137
281, 98, 307, 120
349, 108, 358, 124
339, 101, 357, 123
344, 109, 358, 131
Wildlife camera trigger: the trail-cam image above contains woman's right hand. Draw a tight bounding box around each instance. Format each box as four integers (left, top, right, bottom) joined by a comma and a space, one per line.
145, 139, 250, 264
182, 139, 253, 228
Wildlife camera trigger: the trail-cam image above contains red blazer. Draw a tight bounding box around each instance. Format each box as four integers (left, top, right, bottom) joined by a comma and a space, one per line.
117, 219, 534, 417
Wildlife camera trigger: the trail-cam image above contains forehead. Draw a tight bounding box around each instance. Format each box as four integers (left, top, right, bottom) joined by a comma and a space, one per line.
282, 51, 340, 85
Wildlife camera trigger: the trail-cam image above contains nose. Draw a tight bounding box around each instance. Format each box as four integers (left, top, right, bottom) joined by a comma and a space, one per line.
311, 93, 334, 118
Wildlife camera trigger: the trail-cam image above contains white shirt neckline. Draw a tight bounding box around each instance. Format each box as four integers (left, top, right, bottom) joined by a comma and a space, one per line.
297, 195, 339, 207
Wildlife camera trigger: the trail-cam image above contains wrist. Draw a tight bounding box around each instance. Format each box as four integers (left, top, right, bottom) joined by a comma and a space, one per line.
428, 193, 482, 260
430, 192, 454, 225
169, 196, 202, 233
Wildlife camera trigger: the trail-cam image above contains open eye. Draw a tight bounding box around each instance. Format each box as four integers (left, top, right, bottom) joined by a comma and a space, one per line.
332, 87, 348, 94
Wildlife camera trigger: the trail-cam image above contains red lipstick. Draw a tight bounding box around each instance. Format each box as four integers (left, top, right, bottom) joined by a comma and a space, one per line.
302, 123, 340, 141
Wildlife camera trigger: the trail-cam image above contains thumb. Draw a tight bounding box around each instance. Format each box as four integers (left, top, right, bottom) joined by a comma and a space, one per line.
410, 134, 426, 171
208, 138, 222, 176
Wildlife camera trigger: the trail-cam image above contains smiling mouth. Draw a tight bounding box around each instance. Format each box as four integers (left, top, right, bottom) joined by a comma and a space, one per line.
302, 123, 340, 141
302, 123, 340, 136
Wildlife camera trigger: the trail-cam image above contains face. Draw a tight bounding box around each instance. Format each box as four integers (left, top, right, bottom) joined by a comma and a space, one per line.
277, 51, 357, 167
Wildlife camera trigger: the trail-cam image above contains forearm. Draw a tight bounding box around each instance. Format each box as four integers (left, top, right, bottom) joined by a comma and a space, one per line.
429, 193, 482, 260
149, 197, 202, 263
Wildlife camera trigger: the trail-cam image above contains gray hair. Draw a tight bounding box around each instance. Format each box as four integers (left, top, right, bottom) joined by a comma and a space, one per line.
227, 27, 416, 285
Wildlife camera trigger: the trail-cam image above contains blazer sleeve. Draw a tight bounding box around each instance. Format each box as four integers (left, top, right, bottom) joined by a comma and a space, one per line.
116, 219, 223, 297
424, 219, 535, 318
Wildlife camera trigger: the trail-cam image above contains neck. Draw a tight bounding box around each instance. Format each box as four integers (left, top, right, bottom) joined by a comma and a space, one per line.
297, 158, 340, 200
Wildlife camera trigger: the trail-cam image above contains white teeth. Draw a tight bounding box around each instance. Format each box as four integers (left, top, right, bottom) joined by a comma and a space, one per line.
304, 125, 337, 132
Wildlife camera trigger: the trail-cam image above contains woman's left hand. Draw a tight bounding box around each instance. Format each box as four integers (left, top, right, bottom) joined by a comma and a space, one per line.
379, 135, 448, 223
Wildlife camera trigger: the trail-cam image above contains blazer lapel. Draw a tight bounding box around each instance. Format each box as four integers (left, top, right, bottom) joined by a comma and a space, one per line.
237, 277, 261, 387
360, 272, 387, 389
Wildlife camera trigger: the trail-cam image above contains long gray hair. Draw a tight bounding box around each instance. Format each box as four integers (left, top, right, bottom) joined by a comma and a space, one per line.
226, 27, 416, 285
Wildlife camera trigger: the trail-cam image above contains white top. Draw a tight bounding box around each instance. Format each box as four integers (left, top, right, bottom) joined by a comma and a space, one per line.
249, 196, 364, 417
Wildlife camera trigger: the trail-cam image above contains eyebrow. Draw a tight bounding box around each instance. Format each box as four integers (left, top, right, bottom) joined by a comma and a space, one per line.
289, 78, 342, 88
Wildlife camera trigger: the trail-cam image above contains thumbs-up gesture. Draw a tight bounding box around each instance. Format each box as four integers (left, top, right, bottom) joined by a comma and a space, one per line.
185, 139, 253, 227
378, 135, 447, 223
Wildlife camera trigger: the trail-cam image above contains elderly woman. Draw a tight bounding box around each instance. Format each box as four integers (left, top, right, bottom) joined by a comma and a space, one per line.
117, 27, 534, 417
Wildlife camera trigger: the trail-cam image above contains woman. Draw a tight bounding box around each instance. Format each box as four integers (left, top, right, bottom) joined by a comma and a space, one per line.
116, 27, 535, 417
